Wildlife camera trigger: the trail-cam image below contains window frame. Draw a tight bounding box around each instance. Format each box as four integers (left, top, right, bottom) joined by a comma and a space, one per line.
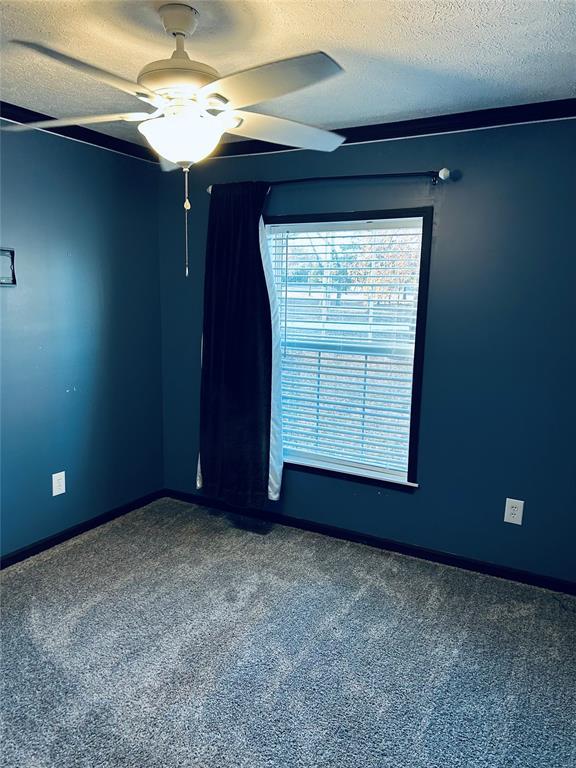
264, 206, 434, 490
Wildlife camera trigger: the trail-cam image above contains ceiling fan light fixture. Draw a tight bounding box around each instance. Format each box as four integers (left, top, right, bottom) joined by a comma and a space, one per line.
138, 109, 225, 165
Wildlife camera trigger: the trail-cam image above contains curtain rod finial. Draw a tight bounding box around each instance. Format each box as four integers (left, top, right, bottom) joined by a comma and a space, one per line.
207, 185, 213, 194
438, 168, 451, 181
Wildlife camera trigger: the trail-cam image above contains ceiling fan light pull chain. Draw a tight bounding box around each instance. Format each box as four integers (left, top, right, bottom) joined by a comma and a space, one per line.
183, 167, 190, 277
183, 166, 191, 209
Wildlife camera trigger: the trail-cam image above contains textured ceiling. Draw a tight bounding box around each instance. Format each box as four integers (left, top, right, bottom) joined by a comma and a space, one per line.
1, 0, 575, 147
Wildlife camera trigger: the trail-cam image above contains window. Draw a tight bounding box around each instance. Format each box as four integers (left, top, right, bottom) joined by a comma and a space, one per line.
265, 208, 432, 486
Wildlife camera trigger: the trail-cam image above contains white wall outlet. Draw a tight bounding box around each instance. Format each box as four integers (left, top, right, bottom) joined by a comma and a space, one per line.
52, 471, 66, 497
504, 498, 524, 525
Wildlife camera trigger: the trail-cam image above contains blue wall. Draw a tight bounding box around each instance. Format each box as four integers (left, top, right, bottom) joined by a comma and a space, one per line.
2, 118, 574, 582
160, 119, 576, 583
0, 129, 163, 556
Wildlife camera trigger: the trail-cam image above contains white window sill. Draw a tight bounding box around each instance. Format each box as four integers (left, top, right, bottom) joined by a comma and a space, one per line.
284, 453, 419, 488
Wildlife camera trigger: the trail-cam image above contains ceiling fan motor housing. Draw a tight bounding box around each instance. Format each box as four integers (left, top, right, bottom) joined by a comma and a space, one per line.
137, 57, 219, 97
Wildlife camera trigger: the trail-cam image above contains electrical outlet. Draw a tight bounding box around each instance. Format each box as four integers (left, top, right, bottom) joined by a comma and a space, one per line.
504, 498, 524, 525
52, 471, 66, 496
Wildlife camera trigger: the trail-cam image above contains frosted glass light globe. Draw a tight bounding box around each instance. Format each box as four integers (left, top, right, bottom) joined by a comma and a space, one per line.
139, 108, 224, 165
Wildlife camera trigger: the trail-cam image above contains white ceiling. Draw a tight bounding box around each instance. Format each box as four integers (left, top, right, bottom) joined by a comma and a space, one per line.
1, 0, 575, 146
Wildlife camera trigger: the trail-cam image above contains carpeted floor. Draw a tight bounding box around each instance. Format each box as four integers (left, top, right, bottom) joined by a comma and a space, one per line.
1, 498, 575, 767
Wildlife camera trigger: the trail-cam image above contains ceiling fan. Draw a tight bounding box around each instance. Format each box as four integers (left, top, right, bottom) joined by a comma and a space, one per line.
3, 2, 346, 168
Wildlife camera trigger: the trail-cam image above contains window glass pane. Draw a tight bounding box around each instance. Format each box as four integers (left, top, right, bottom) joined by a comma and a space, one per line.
266, 216, 425, 484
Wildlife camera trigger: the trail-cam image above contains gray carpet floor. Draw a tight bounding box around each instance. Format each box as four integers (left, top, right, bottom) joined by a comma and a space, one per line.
1, 498, 575, 767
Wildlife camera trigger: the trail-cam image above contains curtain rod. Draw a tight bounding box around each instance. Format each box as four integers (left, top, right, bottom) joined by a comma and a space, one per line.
206, 168, 451, 194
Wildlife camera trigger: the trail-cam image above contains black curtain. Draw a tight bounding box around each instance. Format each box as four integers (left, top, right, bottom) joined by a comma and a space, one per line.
199, 181, 272, 507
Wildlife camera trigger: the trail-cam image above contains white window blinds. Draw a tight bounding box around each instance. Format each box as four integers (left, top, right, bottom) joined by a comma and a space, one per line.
266, 215, 427, 485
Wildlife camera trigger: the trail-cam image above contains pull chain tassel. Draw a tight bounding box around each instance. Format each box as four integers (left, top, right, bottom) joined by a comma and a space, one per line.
183, 168, 190, 278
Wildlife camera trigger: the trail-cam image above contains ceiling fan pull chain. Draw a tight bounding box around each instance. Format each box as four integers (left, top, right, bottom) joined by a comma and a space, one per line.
183, 168, 191, 277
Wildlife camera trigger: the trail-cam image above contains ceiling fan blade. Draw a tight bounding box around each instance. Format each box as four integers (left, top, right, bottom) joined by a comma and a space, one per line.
228, 111, 345, 152
1, 112, 154, 133
199, 52, 342, 110
12, 41, 159, 104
